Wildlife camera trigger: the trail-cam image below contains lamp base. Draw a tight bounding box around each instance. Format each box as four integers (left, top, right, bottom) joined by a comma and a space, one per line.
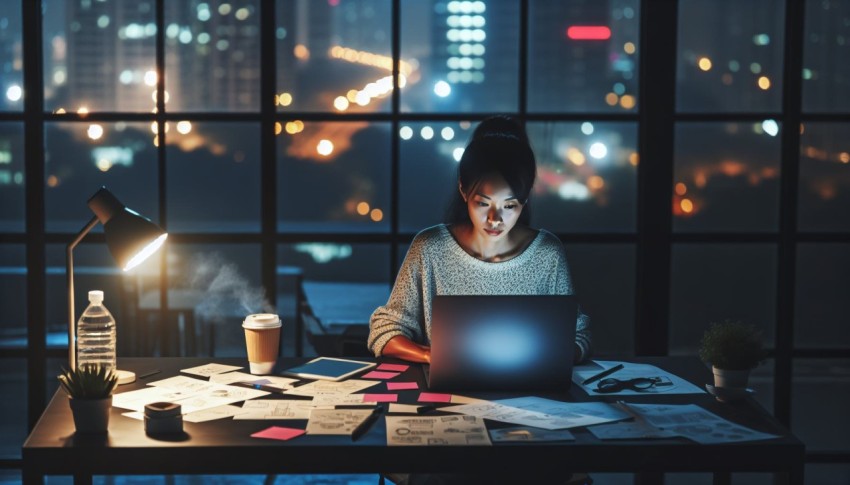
116, 369, 136, 385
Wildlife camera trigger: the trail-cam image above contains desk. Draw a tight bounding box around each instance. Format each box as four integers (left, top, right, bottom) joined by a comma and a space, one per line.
22, 357, 804, 484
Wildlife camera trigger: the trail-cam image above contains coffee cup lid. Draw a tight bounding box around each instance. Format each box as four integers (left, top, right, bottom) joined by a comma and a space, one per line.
243, 313, 281, 329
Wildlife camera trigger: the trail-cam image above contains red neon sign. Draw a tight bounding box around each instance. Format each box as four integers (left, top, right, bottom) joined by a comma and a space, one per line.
566, 26, 612, 40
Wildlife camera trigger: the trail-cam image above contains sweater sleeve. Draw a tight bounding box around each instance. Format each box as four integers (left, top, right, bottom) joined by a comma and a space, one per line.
367, 235, 427, 356
552, 241, 593, 363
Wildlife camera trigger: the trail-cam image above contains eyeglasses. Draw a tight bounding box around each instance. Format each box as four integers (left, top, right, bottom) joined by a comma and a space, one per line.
594, 376, 672, 394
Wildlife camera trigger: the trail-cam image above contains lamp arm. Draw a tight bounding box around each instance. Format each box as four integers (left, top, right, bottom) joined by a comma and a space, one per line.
67, 215, 100, 371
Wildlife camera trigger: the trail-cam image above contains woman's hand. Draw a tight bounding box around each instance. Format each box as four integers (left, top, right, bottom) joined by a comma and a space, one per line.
382, 335, 431, 364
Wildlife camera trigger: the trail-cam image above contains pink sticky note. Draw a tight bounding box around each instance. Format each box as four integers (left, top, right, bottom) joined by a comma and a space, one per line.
362, 371, 400, 379
418, 392, 452, 403
377, 363, 409, 372
251, 426, 305, 441
387, 381, 419, 391
363, 393, 399, 403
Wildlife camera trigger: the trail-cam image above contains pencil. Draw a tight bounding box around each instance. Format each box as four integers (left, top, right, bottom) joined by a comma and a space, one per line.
581, 363, 625, 386
351, 407, 382, 441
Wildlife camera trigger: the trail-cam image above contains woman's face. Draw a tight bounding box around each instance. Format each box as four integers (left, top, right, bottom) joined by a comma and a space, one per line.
462, 173, 524, 241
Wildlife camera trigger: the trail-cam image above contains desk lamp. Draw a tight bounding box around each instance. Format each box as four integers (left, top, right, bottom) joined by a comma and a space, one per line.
68, 187, 167, 384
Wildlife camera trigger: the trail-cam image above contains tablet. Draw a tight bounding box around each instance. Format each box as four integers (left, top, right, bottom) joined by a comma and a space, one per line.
281, 357, 376, 381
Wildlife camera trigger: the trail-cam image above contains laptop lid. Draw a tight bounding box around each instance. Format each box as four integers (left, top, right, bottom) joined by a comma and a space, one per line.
428, 295, 577, 392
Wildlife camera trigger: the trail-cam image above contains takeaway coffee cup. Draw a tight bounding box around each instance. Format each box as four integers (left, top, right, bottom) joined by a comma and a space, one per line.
242, 314, 282, 375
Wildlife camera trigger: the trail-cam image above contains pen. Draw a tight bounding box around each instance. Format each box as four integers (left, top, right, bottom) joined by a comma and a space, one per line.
581, 363, 625, 386
233, 381, 284, 393
416, 404, 436, 415
137, 370, 161, 380
351, 407, 383, 441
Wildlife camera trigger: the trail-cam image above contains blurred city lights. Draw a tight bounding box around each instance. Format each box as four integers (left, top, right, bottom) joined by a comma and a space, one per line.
278, 92, 293, 106
566, 147, 586, 166
219, 3, 232, 15
698, 57, 712, 71
434, 81, 451, 97
329, 46, 415, 77
5, 85, 22, 102
587, 176, 605, 190
753, 34, 770, 46
680, 198, 694, 214
87, 124, 104, 140
77, 106, 89, 115
675, 182, 687, 196
399, 126, 413, 140
758, 76, 771, 90
619, 95, 636, 109
333, 96, 350, 111
580, 122, 594, 135
47, 175, 59, 188
558, 181, 590, 200
176, 121, 192, 135
370, 208, 384, 222
605, 93, 618, 106
356, 202, 370, 216
750, 62, 762, 74
96, 159, 112, 172
624, 42, 636, 54
317, 139, 334, 156
453, 147, 465, 162
441, 127, 455, 140
761, 119, 779, 137
294, 44, 310, 60
421, 126, 434, 140
589, 142, 608, 159
566, 26, 612, 40
839, 152, 850, 164
274, 122, 282, 135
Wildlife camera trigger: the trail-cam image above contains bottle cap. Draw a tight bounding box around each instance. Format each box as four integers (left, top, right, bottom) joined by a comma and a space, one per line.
88, 290, 104, 304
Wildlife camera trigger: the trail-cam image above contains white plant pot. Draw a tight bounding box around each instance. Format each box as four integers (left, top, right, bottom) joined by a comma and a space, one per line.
712, 366, 750, 389
69, 396, 112, 433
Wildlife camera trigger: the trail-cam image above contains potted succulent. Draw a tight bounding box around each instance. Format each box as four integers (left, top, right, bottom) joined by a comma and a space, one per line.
58, 364, 118, 433
698, 320, 767, 389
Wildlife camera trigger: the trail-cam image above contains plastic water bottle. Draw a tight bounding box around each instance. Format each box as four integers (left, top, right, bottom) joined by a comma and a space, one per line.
77, 290, 116, 372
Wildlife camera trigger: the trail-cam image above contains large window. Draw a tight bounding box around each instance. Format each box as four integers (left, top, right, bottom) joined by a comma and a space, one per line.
1, 0, 848, 481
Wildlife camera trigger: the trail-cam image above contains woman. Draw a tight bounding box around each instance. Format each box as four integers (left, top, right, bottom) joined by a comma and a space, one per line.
368, 116, 592, 364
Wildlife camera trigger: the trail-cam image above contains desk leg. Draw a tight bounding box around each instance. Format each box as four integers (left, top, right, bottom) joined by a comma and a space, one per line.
712, 472, 731, 485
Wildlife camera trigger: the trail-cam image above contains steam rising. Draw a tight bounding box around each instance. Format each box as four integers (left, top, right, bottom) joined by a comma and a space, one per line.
186, 252, 275, 322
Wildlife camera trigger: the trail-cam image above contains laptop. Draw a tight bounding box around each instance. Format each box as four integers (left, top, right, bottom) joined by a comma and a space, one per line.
426, 295, 577, 392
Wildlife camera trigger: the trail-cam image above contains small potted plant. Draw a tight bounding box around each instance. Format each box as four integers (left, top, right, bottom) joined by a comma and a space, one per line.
58, 364, 118, 433
699, 320, 767, 389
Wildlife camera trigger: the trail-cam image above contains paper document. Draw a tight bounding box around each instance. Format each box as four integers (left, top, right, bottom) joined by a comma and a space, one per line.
493, 397, 631, 429
181, 363, 242, 377
183, 404, 248, 423
572, 360, 705, 395
284, 379, 378, 397
386, 415, 491, 446
586, 403, 678, 440
306, 409, 375, 435
209, 372, 299, 389
113, 375, 268, 414
440, 401, 582, 430
311, 394, 377, 407
388, 403, 427, 414
234, 399, 315, 420
489, 426, 575, 442
622, 403, 780, 444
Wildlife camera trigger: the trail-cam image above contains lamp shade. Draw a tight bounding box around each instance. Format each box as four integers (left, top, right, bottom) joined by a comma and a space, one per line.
87, 187, 167, 271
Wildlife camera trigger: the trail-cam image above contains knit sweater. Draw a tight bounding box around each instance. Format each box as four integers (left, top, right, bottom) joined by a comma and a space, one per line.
367, 224, 592, 362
